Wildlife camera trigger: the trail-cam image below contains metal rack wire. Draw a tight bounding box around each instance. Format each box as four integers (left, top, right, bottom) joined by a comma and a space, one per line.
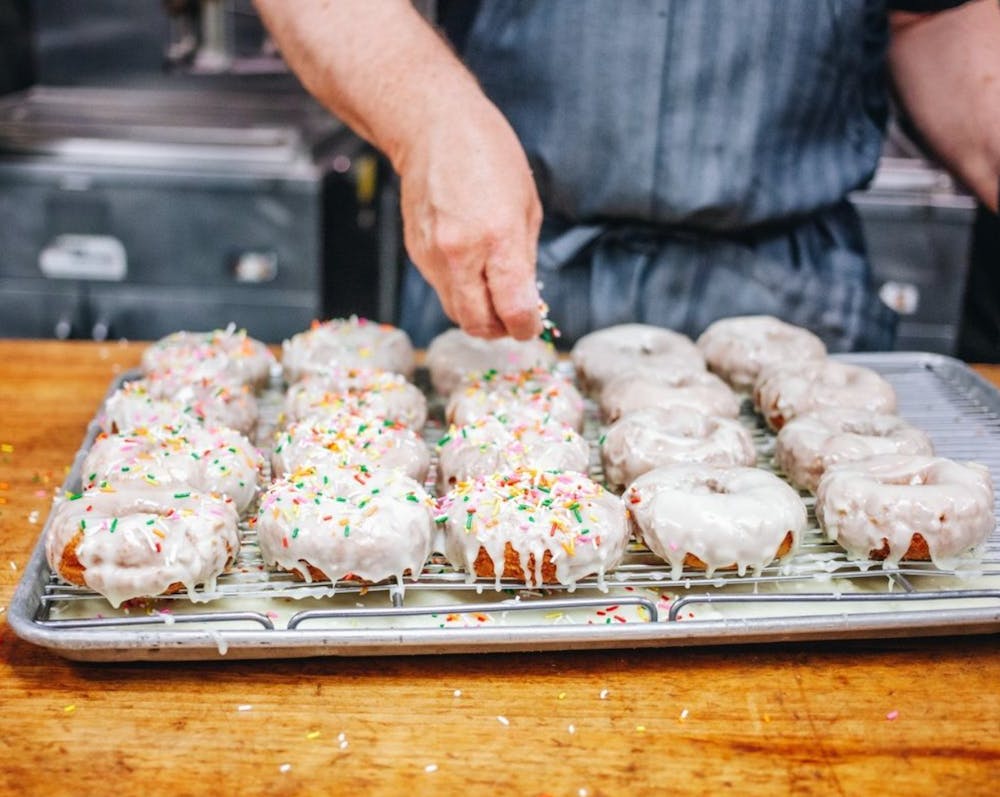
12, 352, 1000, 658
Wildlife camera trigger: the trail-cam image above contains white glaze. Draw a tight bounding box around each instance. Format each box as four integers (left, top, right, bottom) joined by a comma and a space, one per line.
271, 417, 430, 486
101, 376, 259, 435
446, 367, 585, 431
436, 415, 590, 493
438, 469, 629, 588
626, 464, 807, 579
815, 453, 995, 569
753, 360, 897, 431
696, 315, 827, 391
425, 328, 558, 396
256, 468, 434, 584
282, 317, 415, 382
283, 367, 428, 429
570, 323, 705, 396
45, 487, 240, 608
775, 409, 934, 492
141, 324, 275, 388
599, 366, 740, 422
600, 406, 756, 489
82, 424, 265, 514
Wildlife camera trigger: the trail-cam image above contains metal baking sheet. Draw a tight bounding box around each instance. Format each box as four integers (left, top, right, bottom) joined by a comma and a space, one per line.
9, 352, 1000, 661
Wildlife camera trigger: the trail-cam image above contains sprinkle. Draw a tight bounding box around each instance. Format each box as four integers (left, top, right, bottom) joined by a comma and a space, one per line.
63, 704, 76, 714
0, 443, 13, 453
306, 730, 321, 740
679, 708, 689, 721
173, 491, 191, 499
424, 764, 438, 774
237, 704, 252, 712
453, 690, 462, 698
635, 725, 646, 733
110, 518, 118, 533
558, 692, 566, 700
599, 689, 609, 700
568, 724, 576, 735
497, 715, 510, 727
886, 710, 899, 721
279, 764, 292, 774
9, 561, 17, 572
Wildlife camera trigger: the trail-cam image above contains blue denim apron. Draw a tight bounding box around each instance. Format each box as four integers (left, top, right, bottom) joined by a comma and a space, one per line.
400, 0, 899, 350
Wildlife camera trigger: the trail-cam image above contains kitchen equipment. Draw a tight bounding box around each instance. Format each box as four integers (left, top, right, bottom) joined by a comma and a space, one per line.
0, 86, 384, 341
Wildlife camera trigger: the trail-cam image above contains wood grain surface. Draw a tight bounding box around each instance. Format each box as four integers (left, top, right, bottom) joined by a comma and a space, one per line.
1, 340, 998, 797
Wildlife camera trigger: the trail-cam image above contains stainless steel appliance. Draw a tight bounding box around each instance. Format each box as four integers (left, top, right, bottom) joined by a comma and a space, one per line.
0, 86, 383, 342
853, 155, 977, 354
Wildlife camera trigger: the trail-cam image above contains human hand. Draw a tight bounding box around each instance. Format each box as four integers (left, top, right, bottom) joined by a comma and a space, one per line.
395, 99, 543, 340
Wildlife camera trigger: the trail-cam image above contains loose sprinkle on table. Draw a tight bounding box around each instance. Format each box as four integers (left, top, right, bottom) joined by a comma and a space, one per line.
237, 705, 252, 712
497, 715, 510, 727
886, 710, 899, 721
424, 764, 438, 774
599, 689, 609, 700
679, 708, 689, 721
279, 764, 292, 774
63, 704, 76, 714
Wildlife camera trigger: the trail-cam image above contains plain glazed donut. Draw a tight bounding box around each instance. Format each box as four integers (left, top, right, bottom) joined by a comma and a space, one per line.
141, 324, 276, 389
283, 367, 428, 429
256, 467, 435, 584
600, 406, 757, 490
571, 323, 705, 396
599, 366, 740, 423
696, 315, 827, 391
437, 468, 629, 588
425, 328, 558, 397
82, 424, 265, 515
271, 416, 430, 486
435, 415, 590, 493
45, 486, 240, 607
626, 464, 806, 579
446, 367, 585, 431
101, 376, 259, 436
753, 360, 897, 431
815, 453, 995, 569
282, 317, 415, 382
775, 409, 934, 492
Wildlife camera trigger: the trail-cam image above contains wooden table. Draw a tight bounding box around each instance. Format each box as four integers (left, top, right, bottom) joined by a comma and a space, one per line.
1, 340, 998, 796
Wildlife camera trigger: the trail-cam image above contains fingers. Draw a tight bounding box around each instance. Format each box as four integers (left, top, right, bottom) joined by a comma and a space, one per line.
485, 258, 541, 341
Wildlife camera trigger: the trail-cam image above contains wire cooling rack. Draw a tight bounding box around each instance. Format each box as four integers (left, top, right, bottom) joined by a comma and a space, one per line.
9, 352, 1000, 660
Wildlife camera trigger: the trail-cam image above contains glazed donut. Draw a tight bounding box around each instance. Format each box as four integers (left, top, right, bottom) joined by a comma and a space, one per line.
271, 416, 430, 486
141, 324, 275, 389
600, 406, 757, 490
570, 323, 705, 396
436, 415, 590, 492
599, 366, 740, 423
696, 315, 827, 391
283, 367, 428, 429
775, 409, 934, 492
282, 317, 415, 383
82, 424, 265, 515
626, 464, 806, 579
753, 360, 896, 431
101, 375, 259, 436
45, 486, 240, 607
446, 367, 585, 431
255, 467, 434, 584
815, 453, 995, 569
437, 468, 629, 588
425, 328, 558, 397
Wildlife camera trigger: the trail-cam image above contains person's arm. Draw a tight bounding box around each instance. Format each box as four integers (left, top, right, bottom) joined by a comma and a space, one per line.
253, 0, 542, 339
888, 0, 1000, 211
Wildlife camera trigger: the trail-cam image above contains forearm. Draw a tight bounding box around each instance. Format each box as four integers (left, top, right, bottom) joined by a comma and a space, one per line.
253, 0, 544, 340
889, 0, 1000, 210
253, 0, 483, 170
